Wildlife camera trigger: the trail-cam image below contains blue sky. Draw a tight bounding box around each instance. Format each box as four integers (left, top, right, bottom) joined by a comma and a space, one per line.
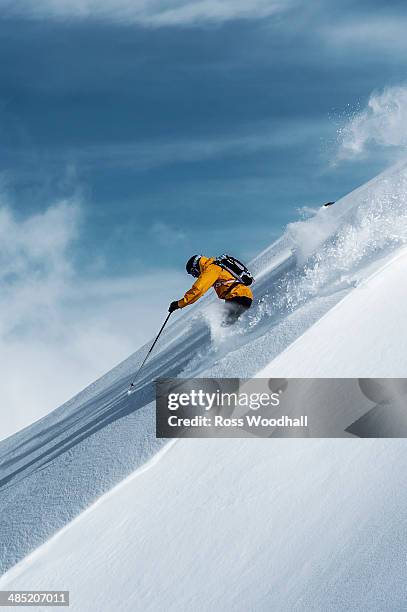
2, 0, 407, 271
1, 0, 407, 426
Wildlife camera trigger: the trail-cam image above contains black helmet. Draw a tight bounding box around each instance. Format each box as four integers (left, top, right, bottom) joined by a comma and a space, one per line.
186, 255, 202, 277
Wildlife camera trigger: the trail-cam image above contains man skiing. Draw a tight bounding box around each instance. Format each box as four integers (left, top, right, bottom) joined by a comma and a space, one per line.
169, 255, 253, 325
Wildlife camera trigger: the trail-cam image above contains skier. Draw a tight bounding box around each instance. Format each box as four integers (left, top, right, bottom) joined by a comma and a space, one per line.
169, 255, 253, 325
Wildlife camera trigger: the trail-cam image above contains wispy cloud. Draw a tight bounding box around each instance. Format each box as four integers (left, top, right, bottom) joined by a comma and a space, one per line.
1, 0, 289, 26
336, 85, 407, 162
151, 221, 186, 246
322, 16, 407, 56
78, 128, 300, 170
3, 120, 330, 176
0, 198, 185, 440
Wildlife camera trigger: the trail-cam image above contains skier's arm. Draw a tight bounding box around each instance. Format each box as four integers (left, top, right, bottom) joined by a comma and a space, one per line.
178, 265, 220, 307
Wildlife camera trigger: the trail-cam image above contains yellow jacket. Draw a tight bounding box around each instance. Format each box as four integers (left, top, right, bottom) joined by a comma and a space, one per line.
178, 256, 253, 308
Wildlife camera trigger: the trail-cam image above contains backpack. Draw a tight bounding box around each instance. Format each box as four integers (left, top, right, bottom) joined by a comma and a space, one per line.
214, 254, 254, 286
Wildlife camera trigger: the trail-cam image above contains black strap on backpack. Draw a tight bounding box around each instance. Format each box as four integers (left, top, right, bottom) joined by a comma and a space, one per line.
214, 254, 254, 286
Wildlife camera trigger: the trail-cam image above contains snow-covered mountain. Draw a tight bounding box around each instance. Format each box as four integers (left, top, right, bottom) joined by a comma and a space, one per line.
1, 162, 407, 610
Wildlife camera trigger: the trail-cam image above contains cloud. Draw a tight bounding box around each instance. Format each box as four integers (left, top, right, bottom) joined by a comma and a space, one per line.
336, 85, 407, 162
6, 120, 330, 177
0, 198, 185, 440
0, 201, 80, 338
1, 0, 288, 26
322, 16, 407, 56
151, 221, 186, 246
81, 130, 283, 170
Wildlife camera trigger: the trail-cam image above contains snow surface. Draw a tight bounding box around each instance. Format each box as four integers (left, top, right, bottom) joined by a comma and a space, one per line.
2, 162, 407, 610
3, 438, 407, 612
263, 246, 407, 377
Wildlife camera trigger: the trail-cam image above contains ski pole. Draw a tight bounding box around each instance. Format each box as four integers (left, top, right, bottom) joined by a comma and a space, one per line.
128, 312, 172, 392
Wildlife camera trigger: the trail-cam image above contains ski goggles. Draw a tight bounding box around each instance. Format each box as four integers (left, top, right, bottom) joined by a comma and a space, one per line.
190, 255, 202, 277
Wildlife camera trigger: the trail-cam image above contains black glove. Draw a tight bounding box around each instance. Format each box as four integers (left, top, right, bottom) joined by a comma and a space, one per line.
169, 300, 180, 313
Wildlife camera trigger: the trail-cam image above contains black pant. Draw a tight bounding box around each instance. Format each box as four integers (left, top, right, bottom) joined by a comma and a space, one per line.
223, 296, 253, 326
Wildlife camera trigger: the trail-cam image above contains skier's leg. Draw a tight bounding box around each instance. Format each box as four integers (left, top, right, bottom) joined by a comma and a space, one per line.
223, 301, 244, 326
222, 297, 252, 326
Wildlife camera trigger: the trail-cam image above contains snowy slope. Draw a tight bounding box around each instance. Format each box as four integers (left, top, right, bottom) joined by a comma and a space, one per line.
2, 162, 407, 609
263, 246, 407, 377
2, 439, 407, 612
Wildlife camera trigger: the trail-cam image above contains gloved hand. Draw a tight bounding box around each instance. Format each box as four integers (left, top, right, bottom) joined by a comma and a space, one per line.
169, 300, 180, 313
